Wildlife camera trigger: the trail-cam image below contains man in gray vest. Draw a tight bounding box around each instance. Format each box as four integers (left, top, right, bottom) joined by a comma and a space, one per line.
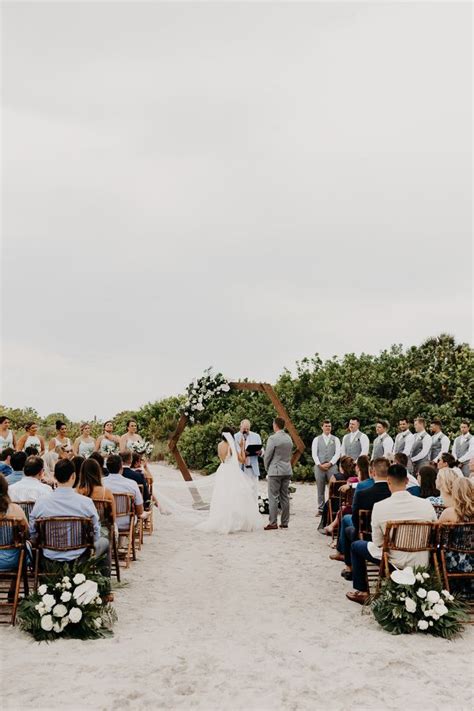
371, 420, 394, 460
429, 418, 450, 464
341, 417, 369, 461
263, 417, 293, 530
312, 420, 341, 515
452, 420, 474, 477
410, 417, 432, 474
393, 419, 415, 462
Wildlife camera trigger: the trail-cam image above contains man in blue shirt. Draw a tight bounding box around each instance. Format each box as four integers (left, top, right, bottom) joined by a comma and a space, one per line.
0, 447, 15, 477
5, 451, 27, 486
29, 459, 109, 570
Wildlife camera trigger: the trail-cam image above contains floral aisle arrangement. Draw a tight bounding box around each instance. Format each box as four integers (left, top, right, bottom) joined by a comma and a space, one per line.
180, 368, 230, 423
258, 495, 269, 515
18, 570, 117, 642
129, 440, 154, 457
371, 566, 468, 639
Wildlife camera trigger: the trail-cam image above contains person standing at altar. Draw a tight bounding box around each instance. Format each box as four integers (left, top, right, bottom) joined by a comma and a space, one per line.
341, 417, 369, 461
429, 418, 450, 464
410, 417, 432, 474
452, 420, 474, 477
312, 420, 341, 516
0, 417, 16, 453
371, 420, 394, 460
234, 419, 262, 499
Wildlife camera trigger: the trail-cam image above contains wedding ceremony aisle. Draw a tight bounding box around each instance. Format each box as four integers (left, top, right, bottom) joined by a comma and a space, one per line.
2, 464, 472, 711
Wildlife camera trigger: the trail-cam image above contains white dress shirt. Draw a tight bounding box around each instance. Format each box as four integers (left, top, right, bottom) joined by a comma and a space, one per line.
311, 434, 341, 466
430, 432, 450, 462
379, 434, 394, 456
104, 473, 143, 530
341, 430, 370, 457
410, 431, 432, 462
452, 434, 474, 463
393, 431, 415, 456
9, 477, 53, 502
369, 491, 437, 566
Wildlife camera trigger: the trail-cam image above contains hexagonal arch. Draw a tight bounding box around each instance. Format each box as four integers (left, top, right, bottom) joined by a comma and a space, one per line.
168, 381, 305, 482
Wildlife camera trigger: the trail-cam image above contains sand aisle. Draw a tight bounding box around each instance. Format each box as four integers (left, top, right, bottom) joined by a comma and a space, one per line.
1, 464, 472, 711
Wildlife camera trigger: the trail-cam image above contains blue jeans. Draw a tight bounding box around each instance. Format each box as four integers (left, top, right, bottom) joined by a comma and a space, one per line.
337, 514, 353, 554
351, 540, 381, 592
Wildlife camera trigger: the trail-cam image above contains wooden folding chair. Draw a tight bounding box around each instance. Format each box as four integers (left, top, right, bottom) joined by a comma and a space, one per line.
135, 485, 145, 549
93, 499, 120, 582
378, 521, 439, 593
327, 481, 347, 526
433, 504, 446, 519
16, 501, 35, 522
437, 522, 474, 619
357, 509, 380, 593
33, 517, 95, 589
0, 519, 29, 625
113, 494, 136, 568
331, 485, 355, 541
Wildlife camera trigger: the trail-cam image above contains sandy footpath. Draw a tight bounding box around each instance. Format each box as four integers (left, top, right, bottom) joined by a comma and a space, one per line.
1, 464, 472, 711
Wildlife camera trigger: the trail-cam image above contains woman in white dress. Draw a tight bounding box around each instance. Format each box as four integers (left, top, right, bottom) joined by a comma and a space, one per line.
0, 417, 16, 453
95, 420, 120, 457
73, 423, 96, 458
119, 419, 143, 452
48, 420, 73, 455
196, 429, 264, 534
16, 422, 45, 455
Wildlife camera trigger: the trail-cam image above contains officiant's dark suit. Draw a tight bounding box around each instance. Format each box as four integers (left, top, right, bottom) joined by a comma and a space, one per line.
344, 481, 391, 565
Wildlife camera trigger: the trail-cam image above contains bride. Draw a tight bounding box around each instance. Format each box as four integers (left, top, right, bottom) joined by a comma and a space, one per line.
195, 428, 264, 534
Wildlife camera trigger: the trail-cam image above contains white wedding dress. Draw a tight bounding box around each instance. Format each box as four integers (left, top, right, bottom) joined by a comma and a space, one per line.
195, 433, 264, 534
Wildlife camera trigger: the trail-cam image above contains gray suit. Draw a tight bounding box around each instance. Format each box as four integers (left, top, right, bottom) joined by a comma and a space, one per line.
264, 429, 293, 526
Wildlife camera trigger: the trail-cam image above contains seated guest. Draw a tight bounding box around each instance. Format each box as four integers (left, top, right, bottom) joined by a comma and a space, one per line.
438, 477, 474, 599
102, 454, 145, 530
71, 455, 85, 488
418, 465, 441, 502
437, 452, 464, 479
322, 455, 372, 536
77, 458, 116, 525
435, 468, 460, 509
89, 451, 108, 477
5, 452, 27, 486
0, 473, 29, 571
29, 459, 109, 571
346, 463, 437, 605
120, 450, 150, 508
332, 458, 391, 574
318, 456, 357, 531
394, 452, 418, 489
0, 447, 14, 477
9, 456, 52, 502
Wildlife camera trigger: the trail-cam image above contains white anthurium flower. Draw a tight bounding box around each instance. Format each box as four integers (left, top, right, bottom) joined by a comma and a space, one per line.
69, 607, 83, 624
60, 591, 72, 603
40, 615, 53, 631
37, 584, 48, 596
422, 573, 430, 579
73, 580, 98, 606
441, 589, 450, 598
391, 567, 416, 586
431, 613, 440, 621
404, 598, 417, 613
42, 594, 56, 610
427, 590, 441, 604
416, 588, 427, 599
52, 604, 68, 618
433, 603, 449, 616
73, 573, 86, 585
417, 620, 429, 630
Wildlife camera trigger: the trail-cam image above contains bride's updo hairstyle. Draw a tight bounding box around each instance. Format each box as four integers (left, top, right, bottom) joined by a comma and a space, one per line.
221, 426, 236, 440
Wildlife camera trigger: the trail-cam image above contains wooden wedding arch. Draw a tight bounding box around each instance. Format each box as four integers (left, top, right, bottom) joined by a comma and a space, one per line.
168, 381, 305, 481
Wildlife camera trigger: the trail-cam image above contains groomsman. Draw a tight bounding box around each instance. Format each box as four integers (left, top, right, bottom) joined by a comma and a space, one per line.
371, 420, 394, 460
429, 418, 450, 463
393, 419, 415, 458
452, 420, 474, 477
234, 419, 262, 498
341, 417, 370, 460
410, 417, 432, 474
311, 420, 341, 515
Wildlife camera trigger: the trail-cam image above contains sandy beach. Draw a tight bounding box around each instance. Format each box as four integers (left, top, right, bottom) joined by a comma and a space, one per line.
1, 464, 472, 711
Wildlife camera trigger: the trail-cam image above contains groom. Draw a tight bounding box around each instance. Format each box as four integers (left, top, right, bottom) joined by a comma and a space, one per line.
264, 417, 293, 530
234, 419, 262, 499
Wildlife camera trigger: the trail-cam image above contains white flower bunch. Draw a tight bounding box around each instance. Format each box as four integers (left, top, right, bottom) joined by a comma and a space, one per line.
129, 440, 153, 456
181, 369, 230, 420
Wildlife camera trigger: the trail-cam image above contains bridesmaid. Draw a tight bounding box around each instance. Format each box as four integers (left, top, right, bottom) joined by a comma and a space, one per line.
119, 419, 143, 451
73, 423, 96, 458
16, 422, 46, 455
48, 420, 73, 455
0, 416, 16, 453
95, 420, 120, 456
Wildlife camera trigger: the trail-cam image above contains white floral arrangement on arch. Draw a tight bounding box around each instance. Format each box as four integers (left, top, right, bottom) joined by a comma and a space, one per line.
180, 368, 230, 423
129, 440, 154, 457
17, 572, 117, 641
371, 565, 468, 638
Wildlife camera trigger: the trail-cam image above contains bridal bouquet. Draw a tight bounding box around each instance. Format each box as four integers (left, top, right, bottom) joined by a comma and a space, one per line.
371, 566, 468, 639
129, 440, 154, 457
18, 568, 117, 641
181, 368, 230, 423
102, 442, 118, 456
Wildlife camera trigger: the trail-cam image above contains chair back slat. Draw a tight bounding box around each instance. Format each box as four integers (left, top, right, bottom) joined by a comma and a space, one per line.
358, 509, 372, 540
386, 521, 437, 552
36, 517, 95, 552
16, 501, 35, 521
113, 493, 134, 517
0, 519, 26, 549
438, 521, 474, 553
433, 504, 446, 519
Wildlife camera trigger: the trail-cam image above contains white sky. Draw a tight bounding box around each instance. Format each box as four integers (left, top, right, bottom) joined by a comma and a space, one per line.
1, 1, 472, 420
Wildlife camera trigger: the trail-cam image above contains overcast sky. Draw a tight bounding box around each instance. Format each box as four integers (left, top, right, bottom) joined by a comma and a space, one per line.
1, 1, 472, 421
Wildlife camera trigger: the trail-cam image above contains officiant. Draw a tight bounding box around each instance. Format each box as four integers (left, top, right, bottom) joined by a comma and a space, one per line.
234, 419, 262, 498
